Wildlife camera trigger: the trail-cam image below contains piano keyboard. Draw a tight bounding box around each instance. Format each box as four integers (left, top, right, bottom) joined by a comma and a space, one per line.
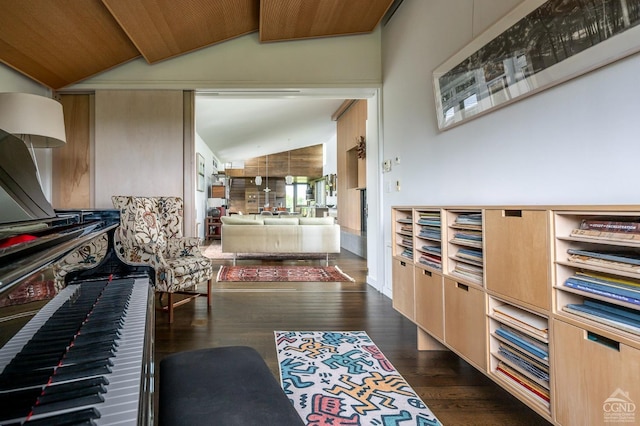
0, 277, 151, 425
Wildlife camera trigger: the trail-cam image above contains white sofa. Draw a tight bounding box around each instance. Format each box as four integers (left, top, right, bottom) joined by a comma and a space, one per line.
220, 215, 340, 265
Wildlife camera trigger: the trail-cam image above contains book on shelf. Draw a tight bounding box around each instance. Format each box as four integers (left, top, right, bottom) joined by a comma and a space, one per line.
450, 230, 483, 248
562, 299, 640, 334
419, 257, 442, 270
496, 345, 549, 385
418, 226, 441, 240
564, 276, 640, 306
570, 228, 640, 242
417, 212, 441, 227
492, 304, 548, 339
567, 249, 640, 273
400, 224, 413, 233
499, 341, 549, 371
451, 262, 483, 282
494, 325, 548, 360
495, 363, 550, 406
575, 271, 640, 289
421, 245, 441, 254
579, 218, 640, 234
455, 248, 483, 263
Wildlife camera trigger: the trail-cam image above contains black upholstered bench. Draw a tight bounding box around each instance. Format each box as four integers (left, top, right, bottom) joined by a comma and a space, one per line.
159, 346, 304, 426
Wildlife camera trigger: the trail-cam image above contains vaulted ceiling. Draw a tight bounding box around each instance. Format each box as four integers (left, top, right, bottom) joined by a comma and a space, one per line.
0, 0, 396, 90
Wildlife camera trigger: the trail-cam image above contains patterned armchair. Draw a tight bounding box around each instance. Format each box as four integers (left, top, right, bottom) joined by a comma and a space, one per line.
112, 196, 213, 323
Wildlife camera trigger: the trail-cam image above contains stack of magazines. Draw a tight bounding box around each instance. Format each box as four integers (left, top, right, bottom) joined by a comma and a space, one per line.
491, 305, 550, 407
418, 245, 441, 270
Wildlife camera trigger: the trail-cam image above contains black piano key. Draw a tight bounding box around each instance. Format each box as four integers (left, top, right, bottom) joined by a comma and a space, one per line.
0, 368, 54, 390
72, 332, 120, 347
63, 348, 116, 364
31, 393, 105, 415
0, 388, 42, 421
41, 376, 109, 395
24, 407, 101, 425
36, 384, 106, 405
51, 364, 112, 383
66, 343, 118, 360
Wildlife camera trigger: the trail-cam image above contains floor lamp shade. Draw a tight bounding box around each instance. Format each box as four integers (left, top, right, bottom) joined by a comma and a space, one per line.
0, 92, 67, 148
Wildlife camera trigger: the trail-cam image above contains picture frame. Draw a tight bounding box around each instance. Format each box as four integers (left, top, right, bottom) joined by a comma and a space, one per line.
433, 0, 640, 131
196, 153, 205, 192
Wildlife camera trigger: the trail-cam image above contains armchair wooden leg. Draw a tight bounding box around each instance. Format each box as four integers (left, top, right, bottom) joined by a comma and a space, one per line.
168, 292, 174, 324
207, 277, 213, 309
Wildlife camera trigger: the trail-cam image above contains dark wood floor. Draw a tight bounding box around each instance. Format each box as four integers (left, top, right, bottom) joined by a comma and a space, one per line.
154, 243, 551, 425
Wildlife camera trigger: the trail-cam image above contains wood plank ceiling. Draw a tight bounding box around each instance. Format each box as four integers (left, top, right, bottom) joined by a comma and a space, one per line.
0, 0, 395, 90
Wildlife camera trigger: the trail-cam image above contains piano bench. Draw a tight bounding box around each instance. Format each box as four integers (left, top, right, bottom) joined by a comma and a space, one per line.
158, 346, 304, 426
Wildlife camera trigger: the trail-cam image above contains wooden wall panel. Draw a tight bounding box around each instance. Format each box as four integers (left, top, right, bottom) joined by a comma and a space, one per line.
336, 99, 367, 231
52, 94, 91, 209
94, 90, 184, 208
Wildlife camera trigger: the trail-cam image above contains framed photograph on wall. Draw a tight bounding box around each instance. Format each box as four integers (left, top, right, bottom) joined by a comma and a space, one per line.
196, 153, 205, 192
433, 0, 640, 131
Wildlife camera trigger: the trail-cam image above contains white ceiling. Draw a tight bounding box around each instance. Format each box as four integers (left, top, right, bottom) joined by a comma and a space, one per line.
194, 88, 375, 163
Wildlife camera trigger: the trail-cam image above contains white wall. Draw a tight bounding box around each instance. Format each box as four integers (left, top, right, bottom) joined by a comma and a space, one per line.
66, 30, 382, 90
380, 0, 640, 296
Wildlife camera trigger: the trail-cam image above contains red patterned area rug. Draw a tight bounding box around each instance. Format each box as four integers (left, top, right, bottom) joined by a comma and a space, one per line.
216, 265, 355, 282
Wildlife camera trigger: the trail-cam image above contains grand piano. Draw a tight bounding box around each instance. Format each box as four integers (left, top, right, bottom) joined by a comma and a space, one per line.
0, 130, 154, 425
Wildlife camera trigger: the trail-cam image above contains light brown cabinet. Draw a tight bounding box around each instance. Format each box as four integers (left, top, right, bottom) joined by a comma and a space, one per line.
444, 277, 487, 370
553, 319, 640, 426
392, 258, 415, 321
485, 209, 551, 310
415, 267, 444, 340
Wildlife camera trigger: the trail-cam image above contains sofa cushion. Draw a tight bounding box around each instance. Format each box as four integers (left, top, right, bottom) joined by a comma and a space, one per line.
221, 216, 264, 225
299, 217, 335, 225
263, 218, 299, 225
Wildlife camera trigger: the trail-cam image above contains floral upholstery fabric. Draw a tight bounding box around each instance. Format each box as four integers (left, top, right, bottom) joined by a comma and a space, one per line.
53, 233, 109, 287
112, 196, 213, 293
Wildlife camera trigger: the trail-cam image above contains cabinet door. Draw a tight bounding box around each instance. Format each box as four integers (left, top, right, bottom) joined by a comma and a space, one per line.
444, 278, 487, 370
415, 267, 444, 340
485, 209, 550, 310
392, 258, 415, 321
553, 319, 640, 426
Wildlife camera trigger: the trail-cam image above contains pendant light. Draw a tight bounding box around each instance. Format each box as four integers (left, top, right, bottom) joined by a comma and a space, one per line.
255, 157, 262, 186
263, 155, 271, 206
285, 151, 293, 185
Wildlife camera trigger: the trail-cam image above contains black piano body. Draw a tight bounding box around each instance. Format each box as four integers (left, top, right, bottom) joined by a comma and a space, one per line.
0, 210, 155, 425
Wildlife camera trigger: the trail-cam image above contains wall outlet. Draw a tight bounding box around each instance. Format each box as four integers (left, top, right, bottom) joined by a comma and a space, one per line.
396, 180, 401, 191
382, 159, 392, 172
394, 156, 401, 165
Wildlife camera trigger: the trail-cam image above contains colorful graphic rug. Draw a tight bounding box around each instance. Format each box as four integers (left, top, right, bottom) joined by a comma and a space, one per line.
275, 331, 442, 426
216, 265, 355, 282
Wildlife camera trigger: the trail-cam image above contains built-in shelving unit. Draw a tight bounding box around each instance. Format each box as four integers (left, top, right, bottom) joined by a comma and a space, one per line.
445, 210, 483, 286
488, 297, 550, 416
392, 208, 414, 261
391, 205, 640, 426
414, 209, 442, 271
552, 210, 640, 425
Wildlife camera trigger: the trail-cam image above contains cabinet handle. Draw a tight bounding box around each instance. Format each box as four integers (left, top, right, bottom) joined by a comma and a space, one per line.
423, 270, 432, 277
400, 261, 406, 267
456, 283, 469, 291
587, 331, 620, 351
503, 209, 522, 217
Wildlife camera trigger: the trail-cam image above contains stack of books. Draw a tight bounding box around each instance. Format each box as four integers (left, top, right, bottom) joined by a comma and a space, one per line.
491, 304, 550, 407
563, 299, 640, 336
567, 248, 640, 274
418, 245, 441, 270
570, 217, 640, 241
